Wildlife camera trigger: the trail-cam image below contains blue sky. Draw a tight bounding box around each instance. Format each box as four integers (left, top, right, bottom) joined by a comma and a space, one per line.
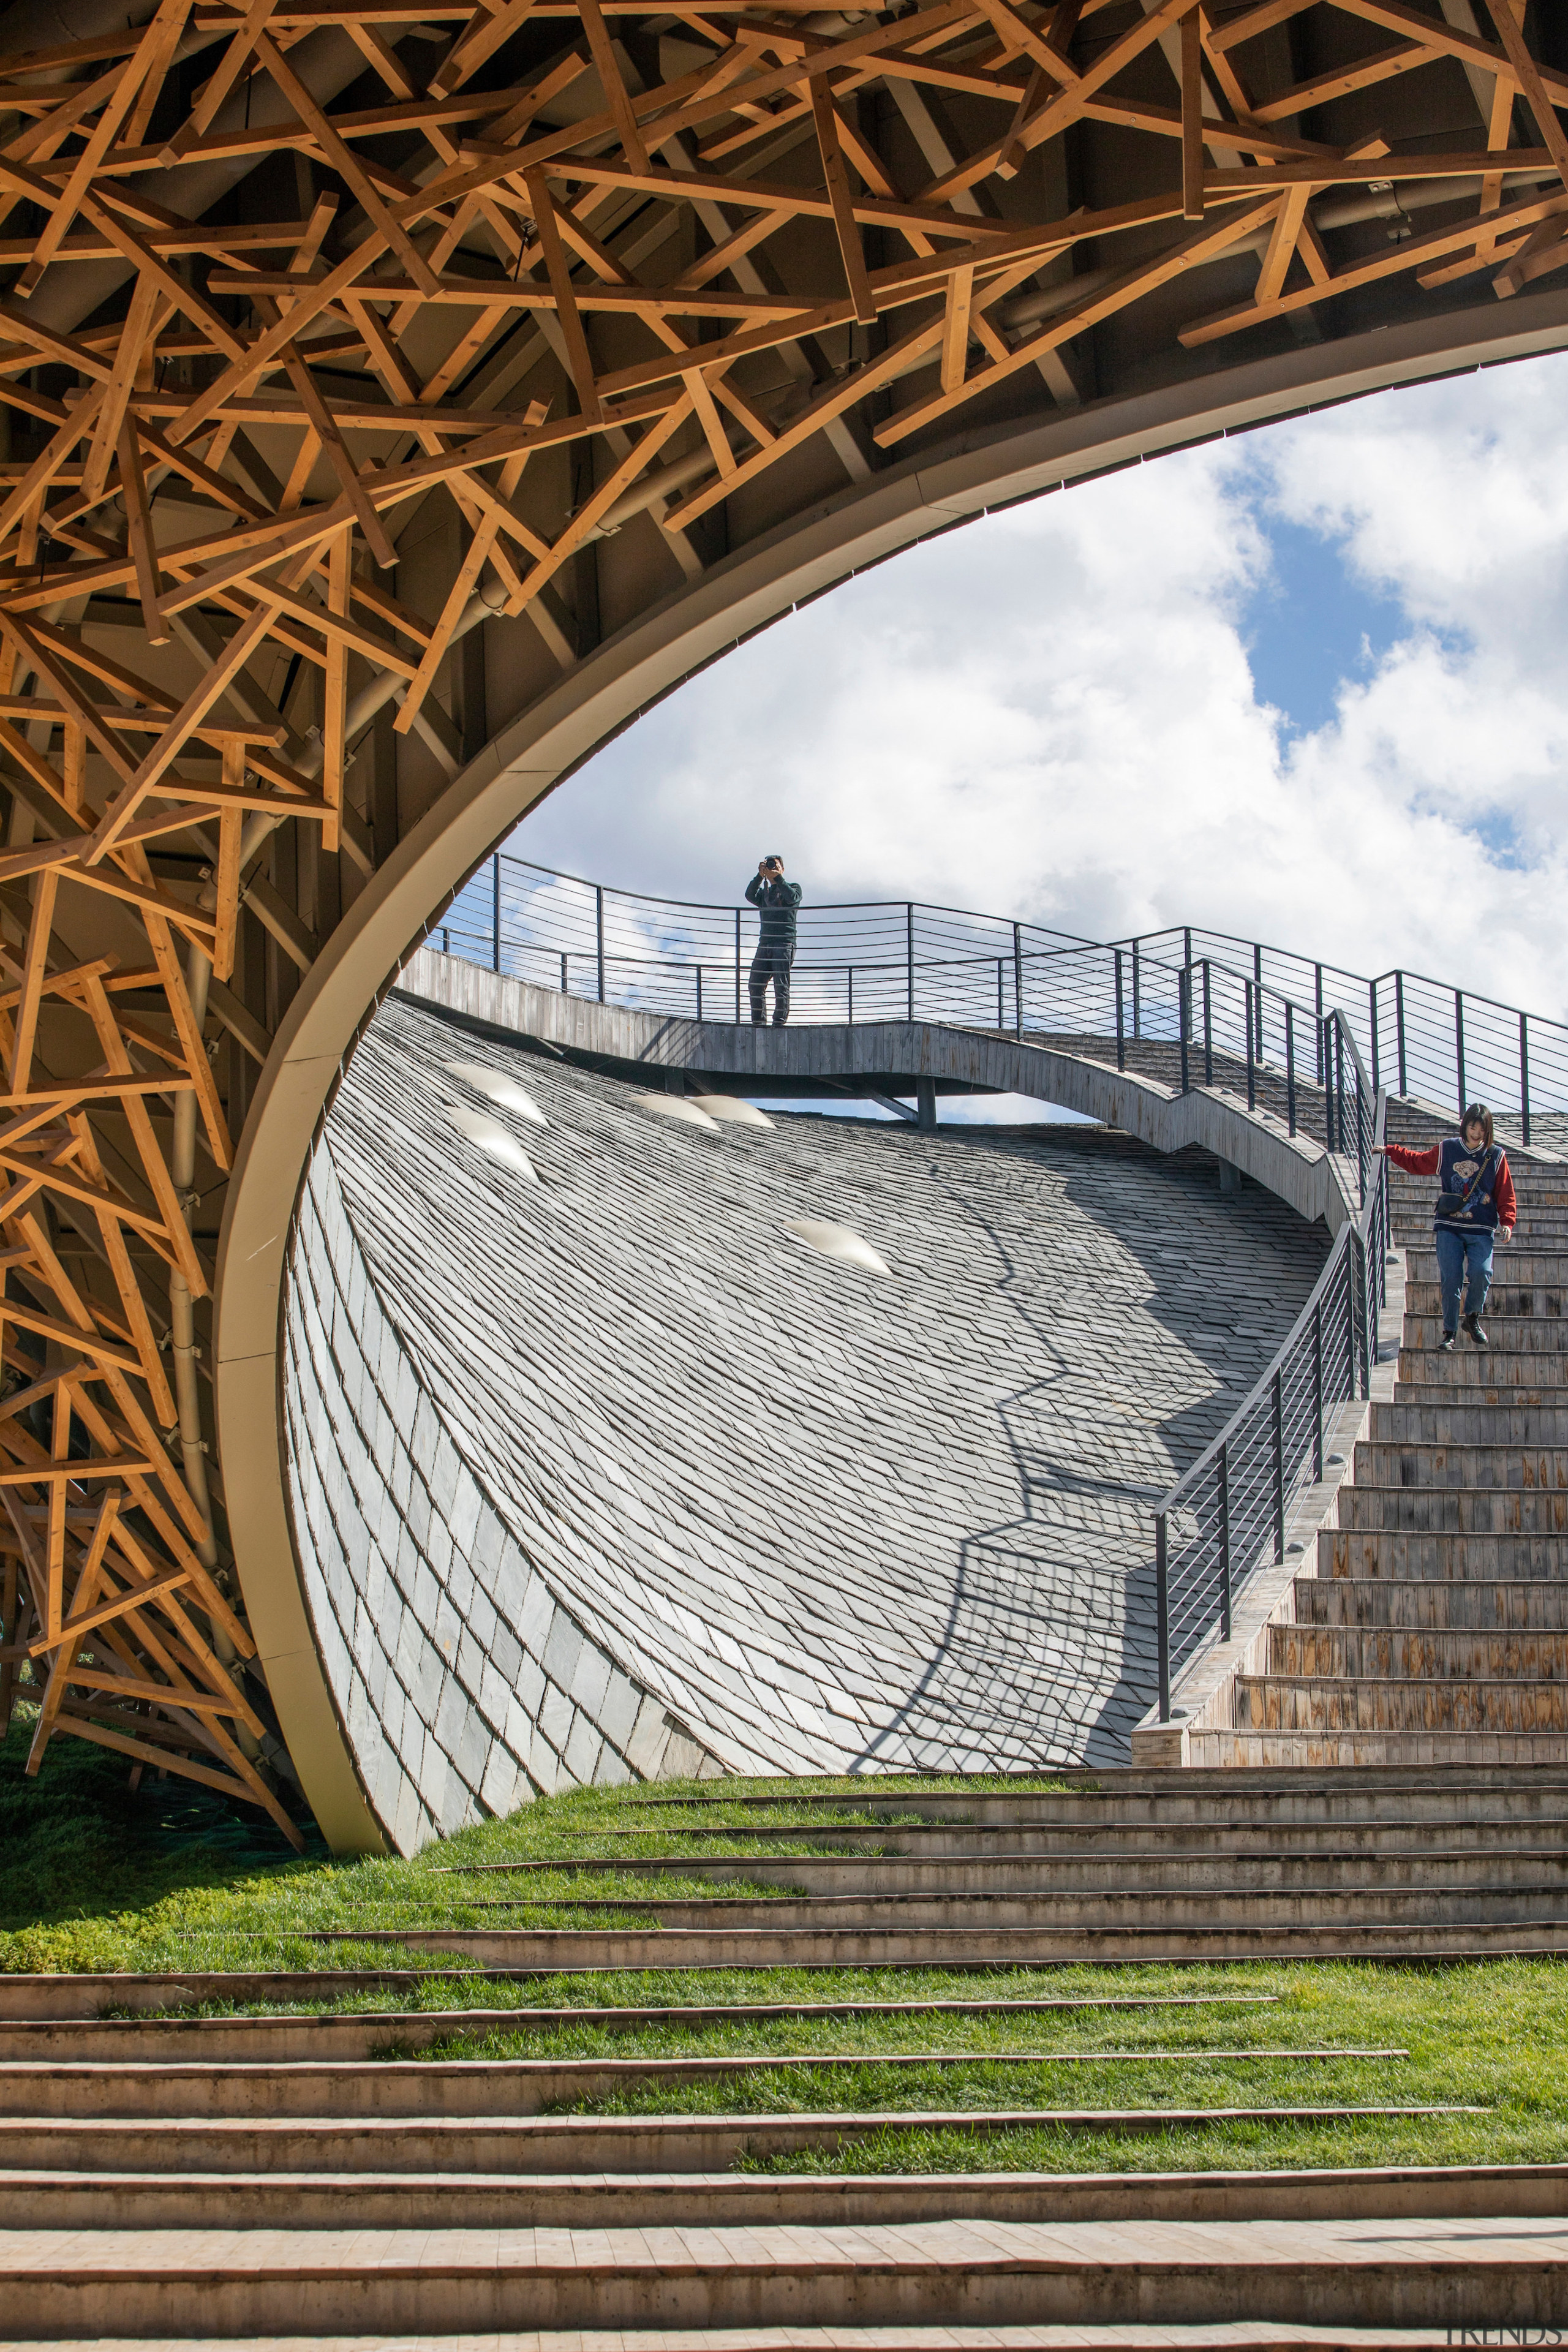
1239, 507, 1403, 741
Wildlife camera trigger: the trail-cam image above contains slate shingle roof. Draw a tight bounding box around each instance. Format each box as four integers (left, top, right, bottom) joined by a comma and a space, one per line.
283, 994, 1330, 1850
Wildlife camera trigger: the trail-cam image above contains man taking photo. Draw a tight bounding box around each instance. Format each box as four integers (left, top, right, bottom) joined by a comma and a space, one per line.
745, 856, 802, 1027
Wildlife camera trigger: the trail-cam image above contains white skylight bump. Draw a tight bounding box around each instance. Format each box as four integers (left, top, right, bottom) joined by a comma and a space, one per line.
445, 1060, 548, 1125
631, 1092, 721, 1131
785, 1219, 891, 1275
446, 1106, 540, 1182
690, 1096, 774, 1128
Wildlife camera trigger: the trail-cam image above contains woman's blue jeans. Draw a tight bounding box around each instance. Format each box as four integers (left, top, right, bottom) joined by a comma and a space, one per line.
1434, 1226, 1493, 1333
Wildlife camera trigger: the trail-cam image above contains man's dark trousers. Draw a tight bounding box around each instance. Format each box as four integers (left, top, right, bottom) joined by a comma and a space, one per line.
750, 945, 793, 1025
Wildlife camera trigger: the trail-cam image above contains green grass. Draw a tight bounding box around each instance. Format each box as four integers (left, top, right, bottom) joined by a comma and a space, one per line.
2, 1711, 1564, 2177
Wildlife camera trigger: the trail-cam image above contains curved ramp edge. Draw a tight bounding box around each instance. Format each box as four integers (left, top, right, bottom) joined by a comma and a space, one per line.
402, 950, 1359, 1234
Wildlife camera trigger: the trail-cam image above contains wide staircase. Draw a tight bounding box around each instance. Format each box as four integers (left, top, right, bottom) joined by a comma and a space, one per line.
7, 1770, 1568, 2343
1204, 1104, 1568, 1766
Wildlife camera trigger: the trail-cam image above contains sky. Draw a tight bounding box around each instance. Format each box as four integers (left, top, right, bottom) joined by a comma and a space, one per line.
511, 347, 1568, 1030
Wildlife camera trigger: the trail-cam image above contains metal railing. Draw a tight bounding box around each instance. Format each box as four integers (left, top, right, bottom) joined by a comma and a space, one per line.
427, 856, 1385, 1177
1119, 924, 1568, 1147
1149, 1017, 1390, 1720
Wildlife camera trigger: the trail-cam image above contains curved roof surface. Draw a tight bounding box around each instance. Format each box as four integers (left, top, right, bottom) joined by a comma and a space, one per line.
284, 993, 1329, 1844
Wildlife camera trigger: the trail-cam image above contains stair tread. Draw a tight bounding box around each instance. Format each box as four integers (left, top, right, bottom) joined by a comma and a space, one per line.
4, 2212, 1555, 2275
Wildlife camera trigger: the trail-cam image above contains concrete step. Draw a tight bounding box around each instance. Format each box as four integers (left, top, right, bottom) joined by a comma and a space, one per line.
453, 1815, 1568, 1866
4, 2212, 1561, 2339
1391, 1347, 1568, 1390
1190, 1728, 1568, 1768
1353, 1439, 1568, 1488
0, 2048, 1411, 2123
1403, 1314, 1568, 1351
1267, 1624, 1568, 1679
0, 1993, 1279, 2061
1406, 1279, 1568, 1316
1234, 1675, 1568, 1733
1320, 1525, 1568, 1578
0, 2105, 1471, 2180
1296, 1576, 1568, 1629
0, 2157, 1561, 2235
1390, 1379, 1568, 1409
1335, 1485, 1568, 1532
238, 1852, 1568, 1901
1369, 1401, 1568, 1444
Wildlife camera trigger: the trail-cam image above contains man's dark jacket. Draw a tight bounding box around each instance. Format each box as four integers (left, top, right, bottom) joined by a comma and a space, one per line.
745, 872, 803, 949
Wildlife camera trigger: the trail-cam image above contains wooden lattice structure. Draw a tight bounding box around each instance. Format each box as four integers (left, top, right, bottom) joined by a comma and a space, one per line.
0, 0, 1560, 1833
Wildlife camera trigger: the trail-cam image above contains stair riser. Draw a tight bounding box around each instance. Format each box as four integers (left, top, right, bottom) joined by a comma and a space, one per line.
1394, 1209, 1568, 1224
1406, 1256, 1568, 1286
1321, 1530, 1568, 1578
6, 1923, 1568, 2013
1354, 1442, 1568, 1487
0, 2107, 1476, 2177
4, 2162, 1566, 2233
2, 2248, 1562, 2339
1235, 1681, 1568, 1732
1335, 1490, 1568, 1532
383, 1826, 1568, 1874
1404, 1317, 1568, 1351
350, 1896, 1568, 1964
1193, 1733, 1568, 1768
1393, 1208, 1568, 1222
370, 1869, 1568, 1921
1392, 1354, 1568, 1390
1391, 1384, 1568, 1411
1406, 1283, 1568, 1317
1369, 1406, 1568, 1444
1334, 1499, 1568, 1536
1296, 1580, 1568, 1630
1268, 1629, 1568, 1678
440, 1817, 1568, 1861
11, 1864, 1568, 1959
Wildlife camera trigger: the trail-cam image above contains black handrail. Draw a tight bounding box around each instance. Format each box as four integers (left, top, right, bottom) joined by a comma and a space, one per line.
424, 854, 1412, 1163
1114, 922, 1567, 1140
429, 856, 1568, 1136
1149, 1011, 1390, 1721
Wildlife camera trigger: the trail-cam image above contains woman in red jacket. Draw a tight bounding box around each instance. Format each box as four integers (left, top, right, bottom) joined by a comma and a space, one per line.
1377, 1104, 1515, 1352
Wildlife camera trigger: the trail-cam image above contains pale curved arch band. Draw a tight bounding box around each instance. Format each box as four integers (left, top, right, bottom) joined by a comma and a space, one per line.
215, 287, 1568, 1852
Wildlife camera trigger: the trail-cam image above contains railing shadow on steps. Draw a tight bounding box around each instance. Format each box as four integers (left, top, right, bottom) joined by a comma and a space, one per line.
1149, 1030, 1390, 1724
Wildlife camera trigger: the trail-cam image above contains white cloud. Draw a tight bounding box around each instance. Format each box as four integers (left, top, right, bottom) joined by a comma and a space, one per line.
514, 352, 1568, 1023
